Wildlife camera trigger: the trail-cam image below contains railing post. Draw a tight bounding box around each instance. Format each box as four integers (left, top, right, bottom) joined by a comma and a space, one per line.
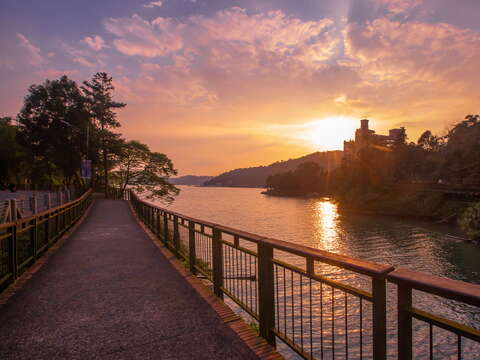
163, 213, 169, 244
45, 193, 50, 210
32, 217, 38, 259
9, 224, 17, 281
372, 277, 388, 360
188, 220, 196, 275
156, 210, 161, 238
212, 227, 224, 299
258, 243, 276, 346
397, 282, 413, 360
32, 196, 37, 214
10, 199, 17, 222
173, 215, 180, 256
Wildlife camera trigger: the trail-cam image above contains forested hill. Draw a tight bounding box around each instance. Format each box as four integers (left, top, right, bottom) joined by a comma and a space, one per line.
170, 175, 214, 186
204, 151, 343, 188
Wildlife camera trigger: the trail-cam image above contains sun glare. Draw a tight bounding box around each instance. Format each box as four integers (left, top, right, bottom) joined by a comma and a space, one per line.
299, 116, 357, 150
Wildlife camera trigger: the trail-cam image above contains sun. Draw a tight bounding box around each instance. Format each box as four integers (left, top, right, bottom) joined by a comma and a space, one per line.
298, 116, 358, 150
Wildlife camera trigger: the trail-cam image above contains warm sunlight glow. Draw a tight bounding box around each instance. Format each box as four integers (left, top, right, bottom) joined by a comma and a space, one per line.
313, 199, 339, 251
299, 116, 357, 150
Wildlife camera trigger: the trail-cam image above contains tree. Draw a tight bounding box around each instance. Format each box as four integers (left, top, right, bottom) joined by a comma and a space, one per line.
82, 72, 125, 195
111, 140, 179, 202
417, 130, 443, 151
0, 117, 26, 183
440, 114, 480, 185
17, 76, 90, 185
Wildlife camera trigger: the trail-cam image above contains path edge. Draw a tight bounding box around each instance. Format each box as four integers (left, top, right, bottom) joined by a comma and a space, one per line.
127, 200, 284, 360
0, 199, 96, 307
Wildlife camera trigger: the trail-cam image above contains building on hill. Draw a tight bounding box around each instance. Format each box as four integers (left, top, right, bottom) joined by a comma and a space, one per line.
343, 119, 406, 163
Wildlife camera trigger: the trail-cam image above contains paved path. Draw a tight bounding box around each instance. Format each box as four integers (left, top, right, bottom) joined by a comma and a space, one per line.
0, 199, 259, 359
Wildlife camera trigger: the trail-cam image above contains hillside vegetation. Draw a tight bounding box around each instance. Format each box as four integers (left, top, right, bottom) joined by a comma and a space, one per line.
170, 175, 213, 186
204, 151, 342, 188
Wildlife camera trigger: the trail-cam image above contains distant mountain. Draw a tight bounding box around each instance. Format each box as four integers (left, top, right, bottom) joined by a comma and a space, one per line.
170, 175, 214, 186
204, 151, 343, 188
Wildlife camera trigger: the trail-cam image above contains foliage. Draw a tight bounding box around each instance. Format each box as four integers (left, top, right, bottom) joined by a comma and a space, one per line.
0, 117, 26, 182
459, 202, 480, 241
266, 162, 329, 196
6, 72, 178, 203
205, 151, 343, 188
17, 76, 90, 184
111, 140, 179, 202
81, 72, 126, 191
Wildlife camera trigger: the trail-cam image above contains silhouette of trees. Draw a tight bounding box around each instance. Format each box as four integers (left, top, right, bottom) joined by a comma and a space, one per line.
9, 73, 178, 201
82, 72, 126, 194
111, 140, 179, 202
17, 76, 90, 185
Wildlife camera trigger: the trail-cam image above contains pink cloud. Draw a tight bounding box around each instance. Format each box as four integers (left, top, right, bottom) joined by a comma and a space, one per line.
17, 33, 44, 67
84, 35, 106, 51
104, 14, 184, 57
143, 1, 163, 8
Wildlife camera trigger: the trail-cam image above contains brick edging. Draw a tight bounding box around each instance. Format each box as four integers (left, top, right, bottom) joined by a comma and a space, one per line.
127, 200, 283, 360
0, 199, 96, 307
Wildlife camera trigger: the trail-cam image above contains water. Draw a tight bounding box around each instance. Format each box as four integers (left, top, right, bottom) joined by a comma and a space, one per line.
156, 186, 480, 359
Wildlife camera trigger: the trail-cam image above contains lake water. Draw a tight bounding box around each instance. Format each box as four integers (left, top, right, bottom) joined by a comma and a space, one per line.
156, 186, 480, 359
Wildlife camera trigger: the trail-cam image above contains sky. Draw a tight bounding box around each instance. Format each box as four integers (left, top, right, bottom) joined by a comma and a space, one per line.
1, 0, 479, 175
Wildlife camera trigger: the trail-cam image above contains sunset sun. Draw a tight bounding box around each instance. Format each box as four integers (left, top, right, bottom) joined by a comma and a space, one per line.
299, 116, 358, 150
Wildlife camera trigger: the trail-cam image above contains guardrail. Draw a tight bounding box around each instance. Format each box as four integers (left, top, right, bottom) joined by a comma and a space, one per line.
0, 190, 93, 292
128, 190, 479, 359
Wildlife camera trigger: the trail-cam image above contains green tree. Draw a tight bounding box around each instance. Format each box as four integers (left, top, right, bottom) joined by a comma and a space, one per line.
0, 117, 26, 183
17, 76, 90, 185
440, 114, 480, 185
111, 140, 179, 202
82, 72, 126, 195
460, 202, 480, 241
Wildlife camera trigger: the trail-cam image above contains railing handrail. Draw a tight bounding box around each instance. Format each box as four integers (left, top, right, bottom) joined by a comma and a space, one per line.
389, 268, 480, 307
0, 189, 93, 230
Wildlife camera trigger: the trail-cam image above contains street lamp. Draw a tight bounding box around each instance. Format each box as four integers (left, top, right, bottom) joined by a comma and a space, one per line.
60, 119, 92, 185
60, 119, 89, 157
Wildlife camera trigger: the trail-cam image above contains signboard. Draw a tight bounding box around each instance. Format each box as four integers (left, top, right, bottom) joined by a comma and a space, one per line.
80, 160, 92, 179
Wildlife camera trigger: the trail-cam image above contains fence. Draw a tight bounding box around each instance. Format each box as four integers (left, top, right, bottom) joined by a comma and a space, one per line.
127, 191, 479, 359
0, 190, 92, 292
0, 189, 79, 223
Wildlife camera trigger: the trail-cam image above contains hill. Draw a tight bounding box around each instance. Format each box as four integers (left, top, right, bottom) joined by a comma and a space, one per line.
170, 175, 214, 186
204, 151, 343, 188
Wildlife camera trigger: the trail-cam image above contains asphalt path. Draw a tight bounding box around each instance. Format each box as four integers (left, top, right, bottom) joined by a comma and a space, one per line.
0, 199, 259, 359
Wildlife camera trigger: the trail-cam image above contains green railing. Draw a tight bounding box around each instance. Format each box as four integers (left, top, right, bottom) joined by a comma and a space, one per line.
128, 191, 479, 359
0, 190, 93, 292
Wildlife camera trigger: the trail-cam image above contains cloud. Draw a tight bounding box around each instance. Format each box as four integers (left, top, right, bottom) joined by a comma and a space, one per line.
104, 14, 184, 57
83, 35, 106, 51
101, 6, 480, 173
17, 33, 44, 67
62, 41, 105, 68
143, 1, 163, 8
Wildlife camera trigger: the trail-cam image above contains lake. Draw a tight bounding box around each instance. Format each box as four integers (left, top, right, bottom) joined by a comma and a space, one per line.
155, 185, 480, 359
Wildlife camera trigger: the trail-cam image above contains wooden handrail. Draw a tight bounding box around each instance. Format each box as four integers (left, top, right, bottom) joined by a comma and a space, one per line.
389, 268, 480, 307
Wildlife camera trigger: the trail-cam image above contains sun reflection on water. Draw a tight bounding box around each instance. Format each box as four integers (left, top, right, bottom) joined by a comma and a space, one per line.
313, 199, 340, 252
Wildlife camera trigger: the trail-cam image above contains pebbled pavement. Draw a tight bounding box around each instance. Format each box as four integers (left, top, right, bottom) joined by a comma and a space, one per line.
0, 199, 259, 360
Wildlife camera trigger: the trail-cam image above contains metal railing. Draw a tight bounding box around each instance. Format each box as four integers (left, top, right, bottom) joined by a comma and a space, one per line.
0, 190, 93, 292
128, 191, 480, 359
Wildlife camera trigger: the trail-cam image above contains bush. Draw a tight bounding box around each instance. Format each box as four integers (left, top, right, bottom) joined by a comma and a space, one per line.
459, 202, 480, 241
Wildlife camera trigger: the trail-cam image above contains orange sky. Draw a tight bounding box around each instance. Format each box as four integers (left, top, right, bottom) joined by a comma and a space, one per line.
1, 0, 479, 175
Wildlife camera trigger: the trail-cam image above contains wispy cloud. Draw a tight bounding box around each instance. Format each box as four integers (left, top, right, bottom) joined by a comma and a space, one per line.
17, 33, 44, 67
143, 1, 163, 8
